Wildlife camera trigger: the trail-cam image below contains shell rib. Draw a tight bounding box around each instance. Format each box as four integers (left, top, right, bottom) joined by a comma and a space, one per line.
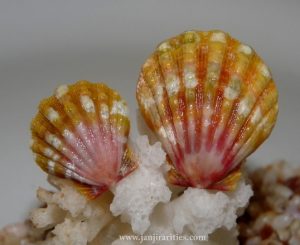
136, 30, 278, 191
31, 81, 137, 198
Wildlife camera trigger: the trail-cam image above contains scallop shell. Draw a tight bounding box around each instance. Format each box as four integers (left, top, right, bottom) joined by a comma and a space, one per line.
31, 81, 137, 199
136, 30, 278, 191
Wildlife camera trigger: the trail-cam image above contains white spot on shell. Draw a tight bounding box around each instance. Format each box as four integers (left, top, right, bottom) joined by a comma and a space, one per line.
44, 147, 60, 161
157, 42, 171, 52
158, 126, 176, 144
224, 76, 241, 100
66, 162, 75, 171
260, 64, 271, 78
30, 139, 34, 148
44, 148, 54, 158
111, 100, 128, 117
207, 63, 221, 83
251, 107, 262, 124
48, 160, 55, 174
203, 119, 211, 127
155, 84, 164, 103
224, 86, 238, 100
80, 95, 95, 113
158, 127, 167, 138
184, 71, 197, 89
65, 169, 72, 178
203, 104, 213, 127
183, 30, 201, 43
141, 97, 155, 110
165, 125, 176, 145
62, 129, 75, 144
52, 154, 60, 161
143, 58, 153, 69
238, 44, 252, 55
78, 176, 85, 183
55, 85, 69, 99
210, 32, 226, 43
166, 78, 180, 95
46, 107, 59, 122
46, 134, 62, 149
238, 98, 251, 117
100, 104, 109, 120
260, 116, 269, 129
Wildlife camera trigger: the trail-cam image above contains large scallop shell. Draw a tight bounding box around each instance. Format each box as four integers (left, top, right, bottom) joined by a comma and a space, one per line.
31, 81, 137, 199
137, 30, 278, 191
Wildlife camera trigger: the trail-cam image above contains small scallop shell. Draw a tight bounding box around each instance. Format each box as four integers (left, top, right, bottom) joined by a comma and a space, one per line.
136, 30, 278, 191
31, 81, 137, 199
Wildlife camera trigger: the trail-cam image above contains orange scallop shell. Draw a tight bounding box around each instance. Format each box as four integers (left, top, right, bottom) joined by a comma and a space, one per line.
31, 81, 137, 199
136, 30, 278, 191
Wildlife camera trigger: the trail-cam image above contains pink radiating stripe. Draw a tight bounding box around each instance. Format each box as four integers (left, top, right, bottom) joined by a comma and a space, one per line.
206, 89, 224, 152
194, 84, 204, 153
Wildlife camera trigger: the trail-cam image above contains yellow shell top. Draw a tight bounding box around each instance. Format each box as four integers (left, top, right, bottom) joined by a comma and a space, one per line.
136, 30, 278, 191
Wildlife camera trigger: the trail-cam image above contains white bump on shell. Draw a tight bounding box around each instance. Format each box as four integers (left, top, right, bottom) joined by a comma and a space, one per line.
203, 105, 213, 127
143, 58, 153, 69
238, 98, 251, 117
165, 125, 176, 145
44, 148, 54, 158
47, 160, 55, 174
141, 97, 155, 110
43, 147, 60, 161
166, 78, 180, 95
260, 64, 271, 78
55, 85, 69, 99
155, 84, 164, 103
238, 44, 252, 55
47, 107, 59, 122
46, 134, 62, 149
80, 95, 95, 113
207, 63, 221, 82
62, 129, 75, 145
224, 86, 239, 100
52, 154, 60, 161
183, 30, 201, 42
251, 107, 262, 124
66, 162, 76, 171
111, 100, 128, 117
65, 169, 72, 178
158, 127, 167, 138
157, 42, 171, 52
260, 116, 269, 128
203, 119, 211, 127
224, 76, 241, 100
210, 32, 226, 43
100, 104, 109, 119
184, 71, 197, 89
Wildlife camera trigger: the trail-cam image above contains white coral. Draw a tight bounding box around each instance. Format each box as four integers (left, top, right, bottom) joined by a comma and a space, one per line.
29, 176, 114, 245
110, 135, 172, 234
170, 180, 253, 236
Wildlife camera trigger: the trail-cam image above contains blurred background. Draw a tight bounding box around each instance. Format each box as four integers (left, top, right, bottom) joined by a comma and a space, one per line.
0, 0, 299, 227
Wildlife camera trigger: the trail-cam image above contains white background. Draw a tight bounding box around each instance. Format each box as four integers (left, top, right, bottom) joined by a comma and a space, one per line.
0, 0, 299, 227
